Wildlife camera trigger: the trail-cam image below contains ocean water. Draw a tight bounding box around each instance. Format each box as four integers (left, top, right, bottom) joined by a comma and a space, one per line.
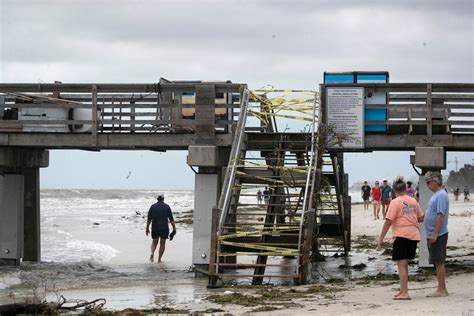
1, 189, 198, 307
40, 189, 194, 264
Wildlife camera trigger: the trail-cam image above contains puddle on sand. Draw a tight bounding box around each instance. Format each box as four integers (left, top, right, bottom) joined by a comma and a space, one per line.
311, 250, 418, 282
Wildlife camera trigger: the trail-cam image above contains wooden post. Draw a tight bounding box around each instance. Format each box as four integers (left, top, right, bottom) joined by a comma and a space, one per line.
119, 97, 123, 132
195, 84, 216, 144
130, 101, 136, 133
300, 168, 322, 284
92, 85, 98, 146
300, 208, 316, 284
207, 206, 221, 288
426, 84, 432, 138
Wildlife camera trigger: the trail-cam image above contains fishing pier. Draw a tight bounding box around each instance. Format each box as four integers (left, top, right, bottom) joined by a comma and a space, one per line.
0, 78, 473, 285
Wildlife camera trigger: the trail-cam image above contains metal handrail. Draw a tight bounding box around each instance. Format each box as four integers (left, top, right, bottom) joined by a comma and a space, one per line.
296, 91, 319, 277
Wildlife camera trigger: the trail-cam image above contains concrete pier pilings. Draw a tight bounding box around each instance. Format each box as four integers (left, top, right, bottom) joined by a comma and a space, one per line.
0, 148, 48, 265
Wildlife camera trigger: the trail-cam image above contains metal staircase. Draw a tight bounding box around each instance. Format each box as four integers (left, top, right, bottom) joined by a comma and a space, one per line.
314, 153, 351, 257
208, 89, 321, 286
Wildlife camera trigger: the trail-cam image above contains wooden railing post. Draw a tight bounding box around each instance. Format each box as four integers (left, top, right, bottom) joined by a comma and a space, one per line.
426, 84, 432, 138
195, 84, 216, 145
208, 206, 221, 288
92, 85, 98, 146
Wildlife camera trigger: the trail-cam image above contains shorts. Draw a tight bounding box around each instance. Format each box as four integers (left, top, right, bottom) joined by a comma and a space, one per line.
381, 199, 391, 206
363, 196, 370, 202
392, 237, 418, 261
427, 233, 448, 264
152, 229, 169, 240
372, 200, 380, 206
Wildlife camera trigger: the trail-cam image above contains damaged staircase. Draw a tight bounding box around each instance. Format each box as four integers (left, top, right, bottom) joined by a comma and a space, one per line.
208, 89, 350, 286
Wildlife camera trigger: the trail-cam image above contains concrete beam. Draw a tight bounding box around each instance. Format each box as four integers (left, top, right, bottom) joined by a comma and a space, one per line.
0, 133, 234, 149
0, 148, 49, 168
187, 145, 218, 167
414, 147, 446, 169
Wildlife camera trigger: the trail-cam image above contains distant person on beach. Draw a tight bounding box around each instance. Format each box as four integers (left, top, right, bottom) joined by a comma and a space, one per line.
371, 181, 382, 220
361, 181, 371, 211
257, 190, 263, 205
381, 179, 392, 219
453, 186, 460, 201
377, 176, 424, 300
464, 187, 470, 202
263, 187, 271, 205
415, 183, 420, 201
146, 193, 176, 263
424, 171, 450, 297
406, 181, 415, 198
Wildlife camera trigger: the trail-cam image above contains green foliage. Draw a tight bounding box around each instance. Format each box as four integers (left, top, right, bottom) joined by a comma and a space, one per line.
447, 164, 474, 189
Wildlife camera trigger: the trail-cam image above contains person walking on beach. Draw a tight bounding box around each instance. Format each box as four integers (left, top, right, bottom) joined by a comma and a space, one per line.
406, 181, 415, 198
381, 179, 392, 219
263, 187, 271, 205
453, 186, 460, 201
146, 193, 176, 263
372, 181, 382, 220
361, 181, 371, 211
424, 171, 450, 297
257, 190, 263, 205
463, 186, 470, 202
377, 176, 424, 300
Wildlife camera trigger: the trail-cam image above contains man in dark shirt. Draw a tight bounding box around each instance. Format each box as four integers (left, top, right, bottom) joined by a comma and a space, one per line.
146, 194, 176, 263
361, 181, 371, 211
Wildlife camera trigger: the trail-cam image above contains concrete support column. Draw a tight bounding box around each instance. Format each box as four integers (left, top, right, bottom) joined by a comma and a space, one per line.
0, 175, 24, 265
23, 167, 41, 262
413, 146, 446, 268
0, 148, 48, 265
192, 170, 221, 273
417, 176, 432, 267
187, 145, 229, 276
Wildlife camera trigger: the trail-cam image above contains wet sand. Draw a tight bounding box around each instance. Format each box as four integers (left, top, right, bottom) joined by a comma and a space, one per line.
1, 196, 473, 314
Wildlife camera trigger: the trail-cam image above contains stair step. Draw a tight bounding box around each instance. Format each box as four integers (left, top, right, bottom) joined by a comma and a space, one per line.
215, 263, 296, 268
233, 203, 305, 207
224, 222, 301, 226
223, 242, 300, 247
221, 233, 301, 237
214, 274, 300, 279
234, 193, 302, 197
236, 212, 302, 217
218, 252, 303, 257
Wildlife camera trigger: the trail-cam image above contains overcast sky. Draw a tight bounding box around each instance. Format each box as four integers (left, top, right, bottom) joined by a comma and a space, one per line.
1, 0, 473, 189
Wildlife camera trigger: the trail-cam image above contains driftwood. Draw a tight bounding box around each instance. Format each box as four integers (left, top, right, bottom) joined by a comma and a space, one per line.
0, 296, 106, 315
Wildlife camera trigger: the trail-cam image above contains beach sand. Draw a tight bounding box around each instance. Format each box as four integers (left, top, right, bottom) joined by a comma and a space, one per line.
1, 195, 473, 315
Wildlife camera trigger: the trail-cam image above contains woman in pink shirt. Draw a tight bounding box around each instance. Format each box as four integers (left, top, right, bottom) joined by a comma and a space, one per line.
377, 176, 424, 300
406, 181, 415, 198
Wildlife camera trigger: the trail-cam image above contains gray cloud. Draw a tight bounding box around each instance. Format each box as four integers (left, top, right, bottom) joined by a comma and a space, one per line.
1, 0, 472, 189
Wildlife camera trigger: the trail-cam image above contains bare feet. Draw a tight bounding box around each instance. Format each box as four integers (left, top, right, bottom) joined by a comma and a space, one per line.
427, 290, 449, 297
394, 291, 410, 300
149, 255, 154, 263
393, 296, 411, 300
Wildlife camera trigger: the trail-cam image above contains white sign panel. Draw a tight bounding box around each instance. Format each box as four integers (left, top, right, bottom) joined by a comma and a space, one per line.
326, 87, 364, 149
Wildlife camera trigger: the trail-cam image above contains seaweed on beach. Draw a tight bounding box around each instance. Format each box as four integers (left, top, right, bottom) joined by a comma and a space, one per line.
352, 235, 377, 249
206, 292, 262, 306
192, 307, 226, 314
249, 305, 281, 312
205, 283, 343, 311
